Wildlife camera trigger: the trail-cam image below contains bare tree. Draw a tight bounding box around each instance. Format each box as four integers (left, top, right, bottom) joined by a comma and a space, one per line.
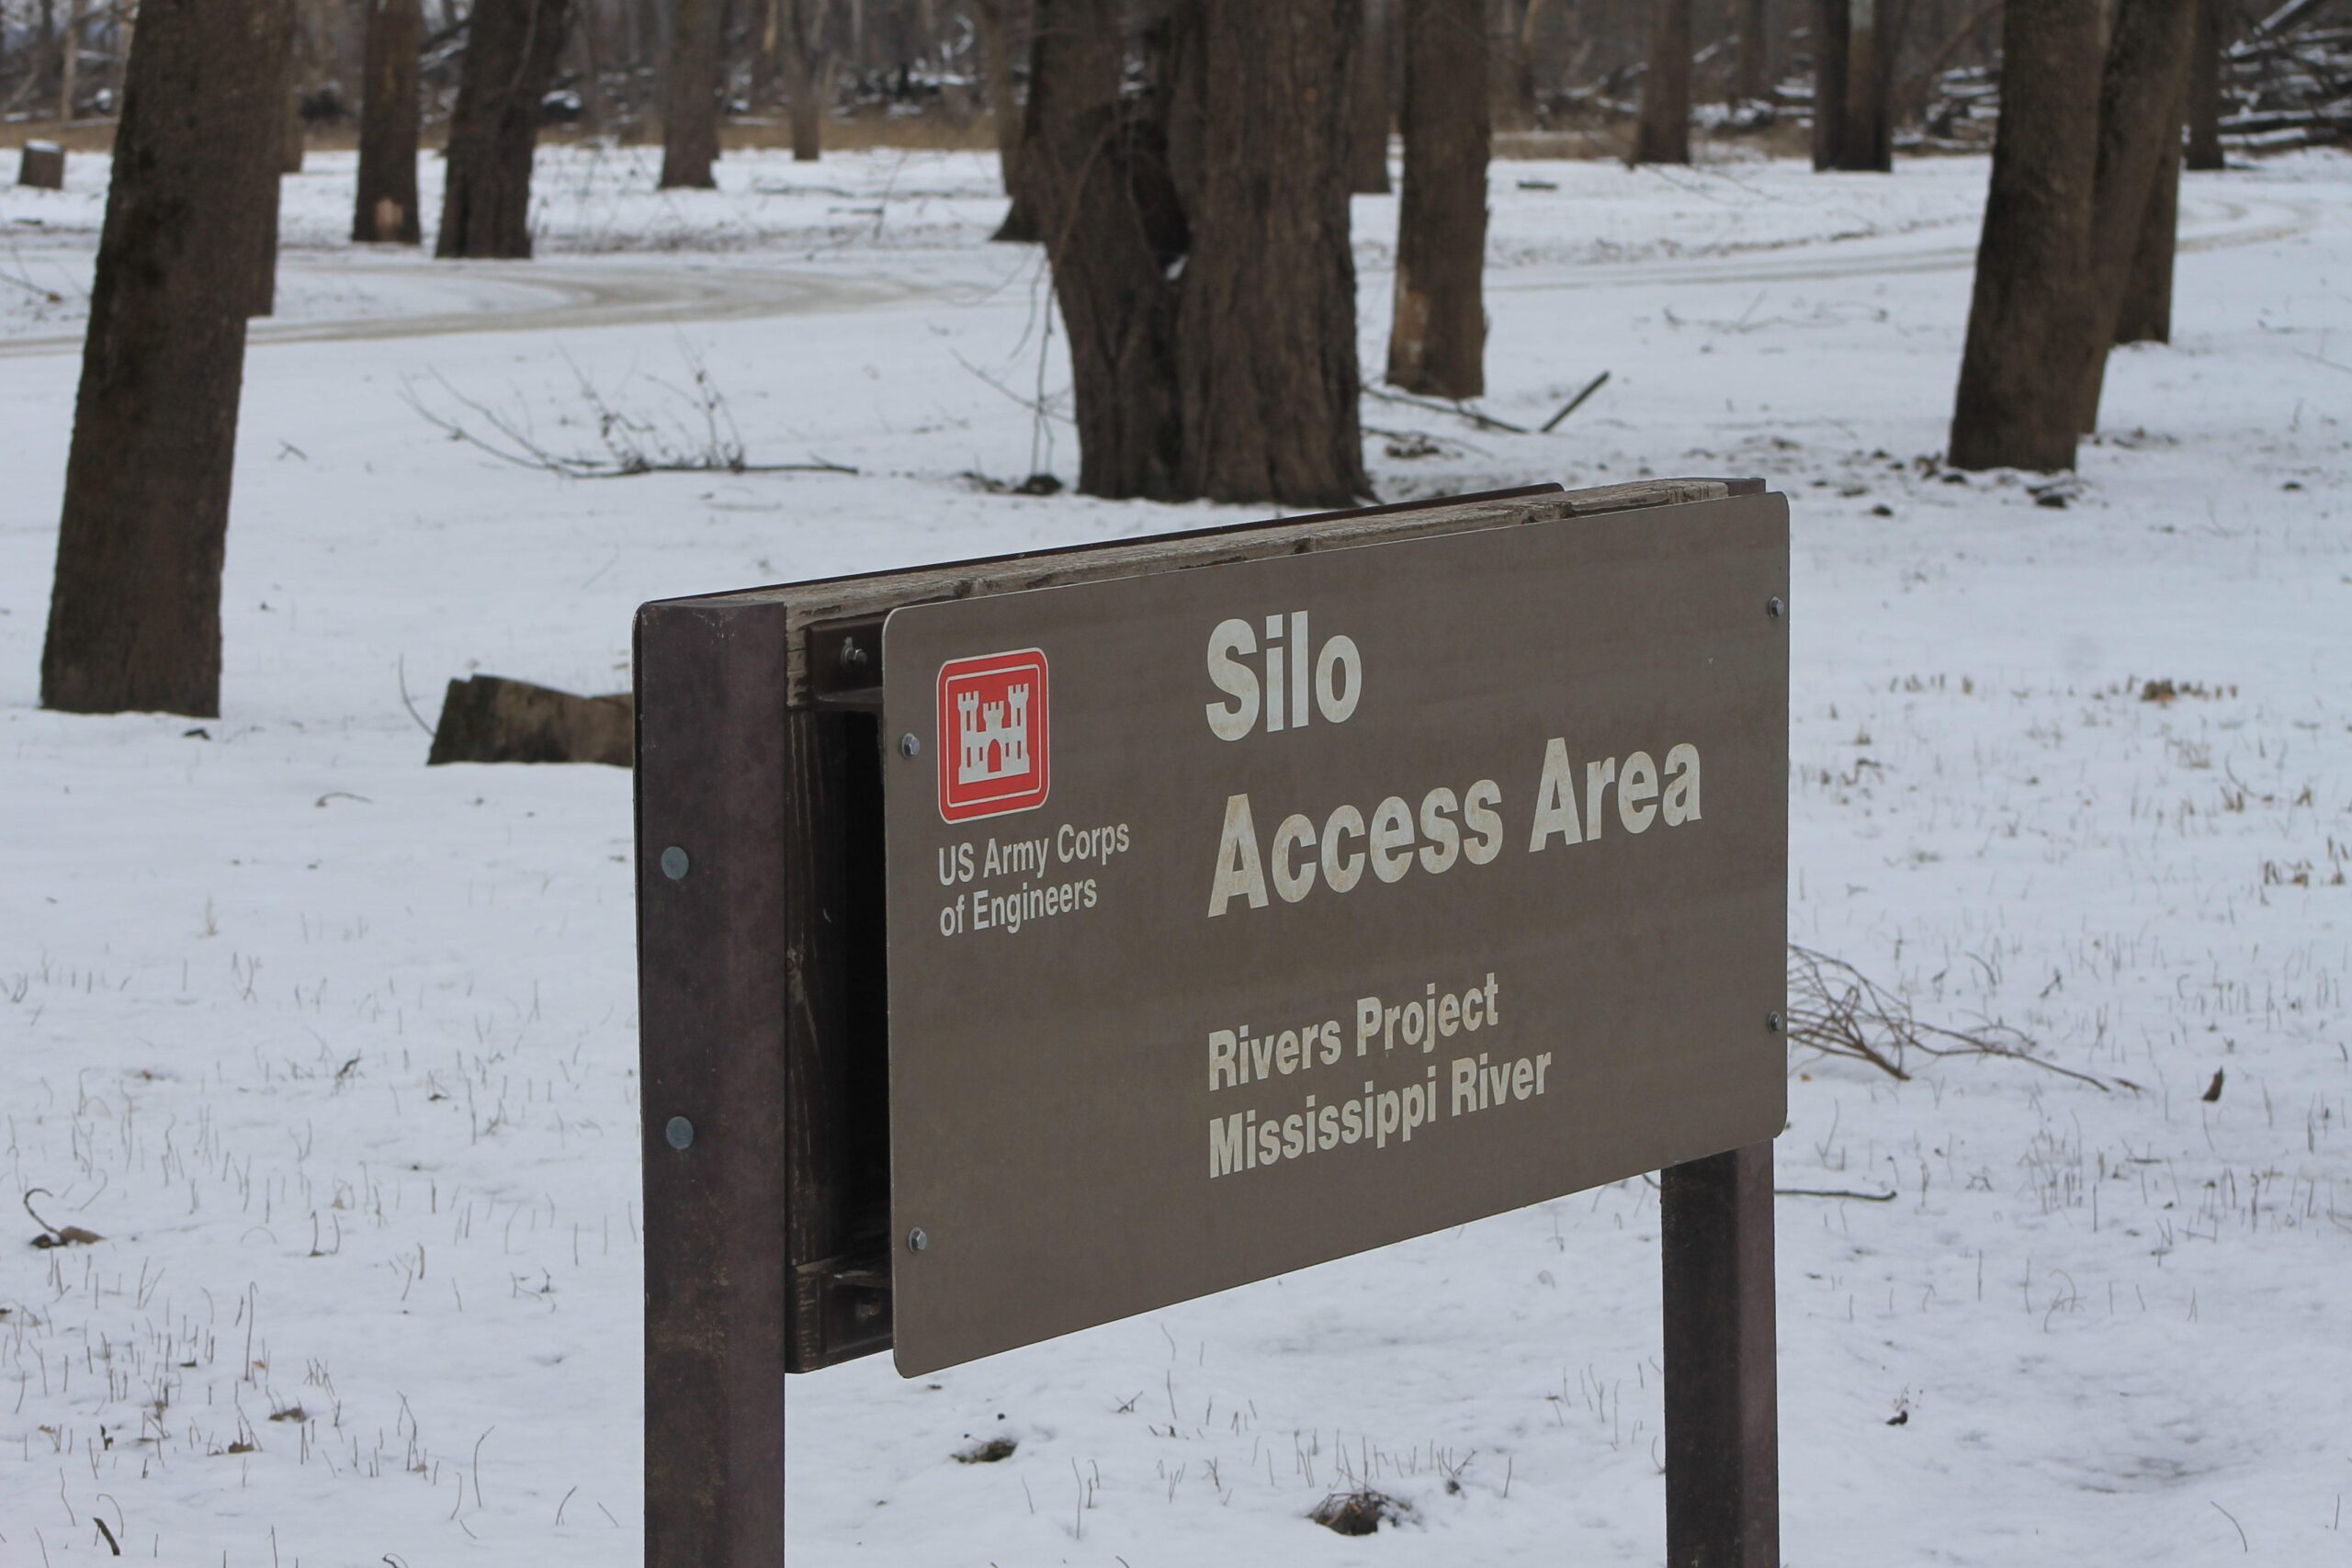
570, 0, 611, 132
1174, 0, 1369, 504
661, 0, 723, 186
1840, 0, 1892, 169
2185, 0, 2223, 168
1948, 0, 2102, 471
251, 1, 298, 315
1023, 0, 1367, 504
1634, 0, 1690, 164
1815, 0, 1894, 170
436, 0, 571, 257
974, 0, 1023, 193
355, 0, 424, 243
2074, 0, 2198, 430
1350, 0, 1392, 193
1812, 0, 1848, 168
1735, 0, 1770, 101
1387, 0, 1487, 396
57, 0, 79, 120
1490, 0, 1553, 131
282, 0, 324, 175
41, 0, 289, 717
2114, 128, 2182, 344
1016, 0, 1184, 496
979, 0, 1042, 236
782, 0, 830, 160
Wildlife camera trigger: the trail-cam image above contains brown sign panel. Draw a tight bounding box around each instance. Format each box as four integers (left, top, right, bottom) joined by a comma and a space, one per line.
880, 491, 1788, 1375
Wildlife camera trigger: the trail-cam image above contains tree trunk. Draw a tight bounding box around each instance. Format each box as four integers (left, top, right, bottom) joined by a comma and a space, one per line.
1020, 0, 1185, 498
1511, 0, 1553, 128
58, 0, 79, 120
1736, 0, 1770, 100
1174, 0, 1368, 506
2075, 0, 2198, 431
1634, 0, 1690, 164
436, 0, 571, 258
355, 0, 424, 243
252, 4, 297, 315
1350, 0, 1392, 194
987, 0, 1040, 236
1812, 0, 1848, 169
1387, 0, 1487, 396
41, 0, 288, 717
283, 84, 308, 174
36, 2, 56, 113
572, 0, 612, 133
1947, 0, 2102, 472
784, 0, 825, 161
1837, 0, 1891, 170
661, 0, 722, 186
751, 0, 783, 109
632, 0, 661, 73
976, 0, 1020, 193
2185, 0, 2222, 169
2114, 124, 2180, 344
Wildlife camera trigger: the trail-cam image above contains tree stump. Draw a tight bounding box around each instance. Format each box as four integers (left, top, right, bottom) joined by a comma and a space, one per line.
427, 676, 633, 766
17, 142, 65, 191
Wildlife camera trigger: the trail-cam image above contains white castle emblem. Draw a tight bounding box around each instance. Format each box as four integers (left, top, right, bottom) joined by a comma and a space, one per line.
956, 682, 1032, 784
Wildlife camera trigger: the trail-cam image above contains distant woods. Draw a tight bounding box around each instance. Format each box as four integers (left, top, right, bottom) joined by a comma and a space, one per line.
21, 0, 2336, 716
6, 2, 2332, 190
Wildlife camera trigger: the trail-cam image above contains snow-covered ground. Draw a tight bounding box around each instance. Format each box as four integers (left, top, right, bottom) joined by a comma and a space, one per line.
1, 142, 2348, 1564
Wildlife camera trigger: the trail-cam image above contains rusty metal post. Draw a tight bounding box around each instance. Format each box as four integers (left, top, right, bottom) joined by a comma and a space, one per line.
1661, 1141, 1781, 1568
636, 599, 795, 1568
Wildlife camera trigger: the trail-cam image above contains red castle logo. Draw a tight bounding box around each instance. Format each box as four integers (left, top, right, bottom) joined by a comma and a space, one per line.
935, 649, 1050, 823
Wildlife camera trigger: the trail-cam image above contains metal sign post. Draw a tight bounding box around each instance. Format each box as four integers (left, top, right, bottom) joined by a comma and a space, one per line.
636, 479, 1787, 1567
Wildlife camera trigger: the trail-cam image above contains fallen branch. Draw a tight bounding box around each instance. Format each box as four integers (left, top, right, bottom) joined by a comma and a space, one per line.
401, 348, 856, 479
1540, 370, 1612, 433
1785, 944, 2110, 1091
1773, 1185, 1898, 1201
1364, 385, 1531, 434
396, 655, 437, 739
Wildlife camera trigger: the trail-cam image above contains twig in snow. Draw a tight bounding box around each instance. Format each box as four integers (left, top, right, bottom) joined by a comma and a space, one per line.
0, 255, 66, 304
1363, 384, 1530, 434
1785, 945, 2110, 1090
401, 349, 854, 479
2211, 1500, 2249, 1552
396, 657, 437, 739
1773, 1186, 1898, 1202
952, 347, 1073, 425
1540, 370, 1612, 432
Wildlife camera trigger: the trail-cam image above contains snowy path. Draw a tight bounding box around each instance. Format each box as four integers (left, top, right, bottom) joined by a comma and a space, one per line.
1491, 189, 2317, 292
0, 254, 933, 358
3, 147, 2350, 1568
1, 164, 2316, 357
